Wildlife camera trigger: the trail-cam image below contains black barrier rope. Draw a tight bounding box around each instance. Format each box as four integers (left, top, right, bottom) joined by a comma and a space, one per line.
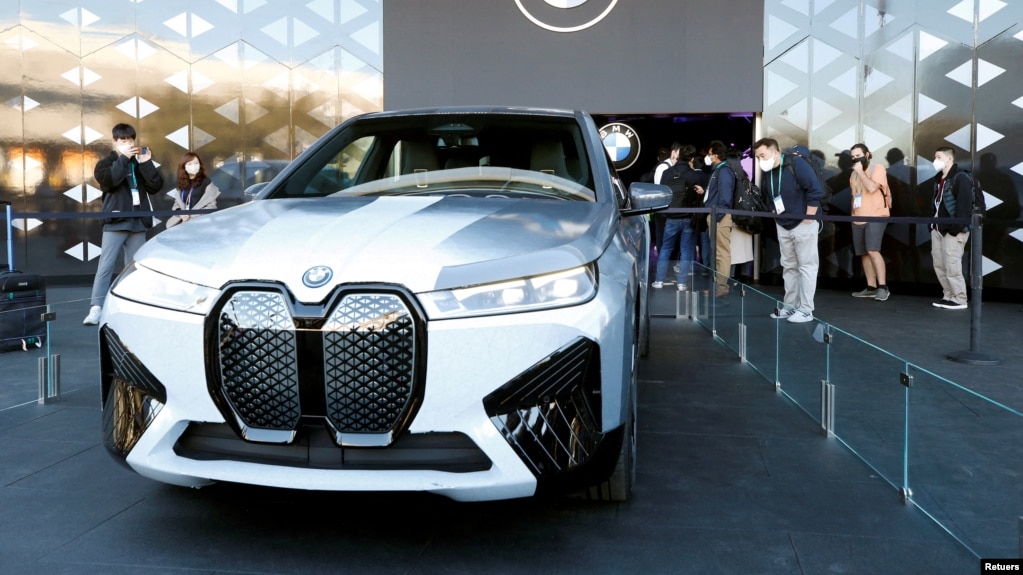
6, 205, 1018, 366
661, 205, 1013, 367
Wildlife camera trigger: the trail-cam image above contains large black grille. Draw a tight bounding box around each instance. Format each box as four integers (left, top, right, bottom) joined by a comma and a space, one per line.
323, 294, 416, 443
211, 286, 422, 448
216, 291, 301, 442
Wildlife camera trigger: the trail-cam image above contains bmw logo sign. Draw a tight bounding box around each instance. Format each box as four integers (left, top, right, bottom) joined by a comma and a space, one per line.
514, 0, 617, 33
302, 266, 333, 288
600, 122, 641, 171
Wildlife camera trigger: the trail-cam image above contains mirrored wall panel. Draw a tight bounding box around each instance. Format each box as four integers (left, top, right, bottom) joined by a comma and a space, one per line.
0, 0, 382, 277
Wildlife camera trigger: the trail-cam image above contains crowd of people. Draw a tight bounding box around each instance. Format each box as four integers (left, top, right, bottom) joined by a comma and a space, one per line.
643, 137, 982, 323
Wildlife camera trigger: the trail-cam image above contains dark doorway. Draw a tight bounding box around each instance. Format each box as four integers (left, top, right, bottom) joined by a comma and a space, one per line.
592, 113, 756, 183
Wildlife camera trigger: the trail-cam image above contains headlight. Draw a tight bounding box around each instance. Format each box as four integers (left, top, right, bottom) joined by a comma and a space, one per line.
421, 265, 596, 319
111, 263, 220, 315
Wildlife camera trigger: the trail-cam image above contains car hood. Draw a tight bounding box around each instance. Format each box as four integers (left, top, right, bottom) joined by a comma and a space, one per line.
138, 196, 615, 300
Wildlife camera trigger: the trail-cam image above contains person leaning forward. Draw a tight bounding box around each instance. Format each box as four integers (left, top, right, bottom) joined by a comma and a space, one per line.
701, 140, 735, 298
754, 138, 825, 324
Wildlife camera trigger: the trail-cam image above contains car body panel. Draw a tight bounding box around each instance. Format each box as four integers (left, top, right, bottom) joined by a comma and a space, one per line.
100, 106, 668, 501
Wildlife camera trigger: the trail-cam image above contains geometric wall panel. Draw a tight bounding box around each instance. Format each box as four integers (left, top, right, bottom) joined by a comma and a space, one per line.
0, 1, 383, 278
763, 0, 1023, 291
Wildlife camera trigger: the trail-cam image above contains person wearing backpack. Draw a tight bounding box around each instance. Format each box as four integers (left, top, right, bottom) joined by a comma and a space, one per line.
701, 140, 736, 298
754, 138, 826, 323
652, 145, 700, 290
848, 144, 892, 302
929, 146, 974, 310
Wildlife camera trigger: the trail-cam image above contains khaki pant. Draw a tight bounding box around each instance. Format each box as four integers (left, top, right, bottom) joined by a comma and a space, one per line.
776, 221, 819, 312
708, 213, 732, 291
930, 229, 969, 305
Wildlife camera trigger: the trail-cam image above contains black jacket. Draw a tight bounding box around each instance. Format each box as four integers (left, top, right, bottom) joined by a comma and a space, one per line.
94, 151, 164, 231
932, 164, 973, 236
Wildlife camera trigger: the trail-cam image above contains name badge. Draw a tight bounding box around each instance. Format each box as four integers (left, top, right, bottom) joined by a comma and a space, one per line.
773, 195, 785, 214
131, 188, 140, 206
853, 194, 862, 209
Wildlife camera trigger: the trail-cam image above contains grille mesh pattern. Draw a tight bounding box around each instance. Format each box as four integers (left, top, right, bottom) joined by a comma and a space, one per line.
217, 291, 301, 431
322, 294, 416, 433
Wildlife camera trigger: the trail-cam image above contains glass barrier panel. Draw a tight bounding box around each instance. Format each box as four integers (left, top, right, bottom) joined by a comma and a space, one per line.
906, 365, 1023, 559
774, 315, 828, 425
691, 263, 714, 330
647, 264, 684, 318
713, 277, 742, 357
739, 283, 781, 386
828, 327, 908, 490
1, 287, 97, 408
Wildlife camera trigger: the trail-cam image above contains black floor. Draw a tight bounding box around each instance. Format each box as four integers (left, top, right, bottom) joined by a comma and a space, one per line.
2, 285, 1017, 574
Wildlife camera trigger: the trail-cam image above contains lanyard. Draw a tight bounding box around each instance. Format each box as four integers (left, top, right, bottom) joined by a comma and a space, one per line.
771, 154, 784, 198
180, 187, 193, 208
129, 163, 139, 190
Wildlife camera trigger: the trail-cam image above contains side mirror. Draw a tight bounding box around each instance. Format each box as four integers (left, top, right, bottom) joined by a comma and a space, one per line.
243, 182, 269, 202
622, 182, 671, 217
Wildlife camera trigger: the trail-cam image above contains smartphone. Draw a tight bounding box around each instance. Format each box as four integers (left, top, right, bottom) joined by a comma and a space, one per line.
140, 146, 150, 155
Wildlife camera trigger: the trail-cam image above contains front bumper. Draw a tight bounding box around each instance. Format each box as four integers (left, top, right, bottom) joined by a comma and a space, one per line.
100, 281, 629, 501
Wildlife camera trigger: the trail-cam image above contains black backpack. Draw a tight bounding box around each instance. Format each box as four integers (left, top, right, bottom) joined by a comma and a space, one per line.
954, 170, 987, 216
661, 164, 698, 210
729, 167, 765, 235
783, 145, 832, 214
639, 159, 671, 183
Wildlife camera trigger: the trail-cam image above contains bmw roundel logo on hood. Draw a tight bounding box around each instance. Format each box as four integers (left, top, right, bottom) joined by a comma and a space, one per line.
599, 122, 641, 171
302, 266, 333, 288
515, 0, 617, 33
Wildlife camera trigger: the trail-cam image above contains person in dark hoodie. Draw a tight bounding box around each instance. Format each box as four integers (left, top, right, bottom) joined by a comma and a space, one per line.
83, 123, 164, 325
929, 146, 974, 310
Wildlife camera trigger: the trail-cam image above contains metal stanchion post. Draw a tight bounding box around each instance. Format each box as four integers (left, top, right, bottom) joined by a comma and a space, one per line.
948, 212, 1000, 365
37, 357, 47, 404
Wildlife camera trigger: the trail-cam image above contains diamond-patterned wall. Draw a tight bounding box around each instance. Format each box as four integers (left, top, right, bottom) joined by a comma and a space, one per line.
0, 0, 382, 276
763, 0, 1023, 291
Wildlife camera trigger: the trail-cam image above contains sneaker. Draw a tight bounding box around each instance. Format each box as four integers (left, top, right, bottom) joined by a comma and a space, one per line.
770, 308, 794, 319
83, 305, 102, 326
787, 309, 814, 323
852, 287, 878, 298
651, 281, 664, 289
874, 287, 890, 302
677, 283, 687, 292
714, 287, 730, 298
933, 299, 967, 310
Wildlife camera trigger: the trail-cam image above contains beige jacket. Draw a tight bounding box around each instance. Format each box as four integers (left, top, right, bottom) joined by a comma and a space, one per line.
166, 180, 220, 228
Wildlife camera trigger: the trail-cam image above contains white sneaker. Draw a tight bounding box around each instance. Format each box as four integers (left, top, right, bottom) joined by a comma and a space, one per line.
83, 305, 102, 326
677, 283, 687, 292
787, 309, 814, 323
770, 308, 794, 319
651, 281, 664, 289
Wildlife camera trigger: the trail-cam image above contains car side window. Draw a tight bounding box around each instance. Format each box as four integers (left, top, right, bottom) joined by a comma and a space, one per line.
304, 136, 374, 195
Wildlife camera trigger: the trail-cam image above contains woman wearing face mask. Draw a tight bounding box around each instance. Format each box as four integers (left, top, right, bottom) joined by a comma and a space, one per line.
166, 152, 220, 229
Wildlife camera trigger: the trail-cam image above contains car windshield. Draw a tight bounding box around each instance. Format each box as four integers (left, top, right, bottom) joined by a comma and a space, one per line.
267, 113, 596, 202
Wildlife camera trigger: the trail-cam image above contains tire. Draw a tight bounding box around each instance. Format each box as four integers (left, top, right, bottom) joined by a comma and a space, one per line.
583, 342, 637, 502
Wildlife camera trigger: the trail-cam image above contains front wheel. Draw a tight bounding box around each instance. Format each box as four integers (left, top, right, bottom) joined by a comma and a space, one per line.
582, 343, 637, 502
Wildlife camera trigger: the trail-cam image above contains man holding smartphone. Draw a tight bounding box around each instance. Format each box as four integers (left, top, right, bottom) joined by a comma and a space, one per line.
83, 123, 164, 325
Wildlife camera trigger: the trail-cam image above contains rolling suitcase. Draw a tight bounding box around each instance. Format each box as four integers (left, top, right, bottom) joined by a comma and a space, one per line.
1, 201, 46, 352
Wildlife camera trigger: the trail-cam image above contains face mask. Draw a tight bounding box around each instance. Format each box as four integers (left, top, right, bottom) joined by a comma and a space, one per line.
758, 158, 775, 172
704, 155, 713, 166
932, 159, 946, 173
185, 163, 200, 175
116, 143, 133, 156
